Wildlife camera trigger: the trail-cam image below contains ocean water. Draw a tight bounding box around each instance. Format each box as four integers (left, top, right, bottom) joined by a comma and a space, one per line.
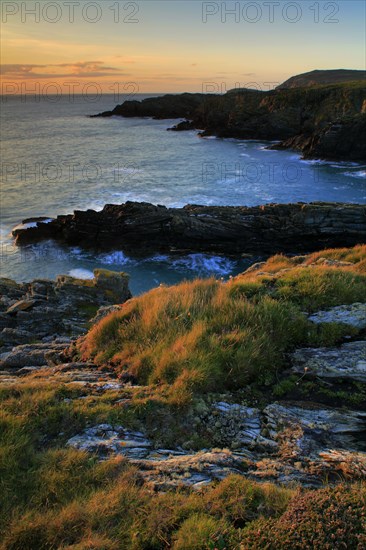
1, 94, 365, 294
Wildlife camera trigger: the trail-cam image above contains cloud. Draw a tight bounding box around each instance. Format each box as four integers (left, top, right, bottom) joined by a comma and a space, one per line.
0, 61, 128, 79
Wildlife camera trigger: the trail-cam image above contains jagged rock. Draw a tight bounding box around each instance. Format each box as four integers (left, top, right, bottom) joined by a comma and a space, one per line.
0, 271, 131, 350
11, 202, 366, 255
208, 402, 276, 450
311, 449, 366, 479
308, 303, 366, 329
0, 342, 70, 369
67, 424, 152, 458
291, 341, 366, 382
263, 403, 366, 453
1, 328, 34, 344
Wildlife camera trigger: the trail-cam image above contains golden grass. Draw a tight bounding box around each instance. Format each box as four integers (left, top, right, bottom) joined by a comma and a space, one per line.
80, 245, 366, 403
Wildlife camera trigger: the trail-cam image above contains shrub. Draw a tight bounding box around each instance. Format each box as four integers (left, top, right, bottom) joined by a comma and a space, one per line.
241, 484, 366, 549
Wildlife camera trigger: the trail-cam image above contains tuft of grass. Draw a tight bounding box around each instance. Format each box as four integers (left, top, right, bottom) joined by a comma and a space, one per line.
80, 281, 310, 402
80, 245, 366, 403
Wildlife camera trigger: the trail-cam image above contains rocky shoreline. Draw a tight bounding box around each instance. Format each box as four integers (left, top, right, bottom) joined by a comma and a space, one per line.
92, 80, 366, 162
12, 201, 366, 256
0, 270, 130, 352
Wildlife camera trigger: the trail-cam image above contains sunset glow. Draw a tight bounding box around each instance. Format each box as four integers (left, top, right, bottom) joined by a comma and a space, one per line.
1, 0, 365, 94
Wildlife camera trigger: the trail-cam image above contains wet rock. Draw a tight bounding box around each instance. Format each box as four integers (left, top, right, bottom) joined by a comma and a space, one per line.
308, 303, 366, 329
291, 341, 366, 382
12, 202, 366, 255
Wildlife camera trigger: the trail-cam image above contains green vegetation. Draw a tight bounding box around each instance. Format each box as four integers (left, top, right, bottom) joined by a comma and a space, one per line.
0, 410, 364, 550
80, 245, 366, 403
1, 245, 365, 548
241, 484, 366, 549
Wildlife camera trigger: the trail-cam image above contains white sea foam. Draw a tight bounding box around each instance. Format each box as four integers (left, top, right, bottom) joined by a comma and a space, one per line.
343, 170, 366, 179
69, 269, 94, 280
171, 254, 236, 276
97, 251, 135, 266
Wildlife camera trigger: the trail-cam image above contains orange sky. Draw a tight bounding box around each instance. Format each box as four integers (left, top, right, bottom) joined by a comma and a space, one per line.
1, 1, 365, 94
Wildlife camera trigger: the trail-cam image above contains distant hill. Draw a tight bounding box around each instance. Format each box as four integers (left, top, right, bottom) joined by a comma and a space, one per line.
277, 69, 366, 89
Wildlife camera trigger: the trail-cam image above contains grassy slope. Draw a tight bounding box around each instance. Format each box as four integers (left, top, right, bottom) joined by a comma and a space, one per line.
80, 245, 366, 404
1, 245, 366, 549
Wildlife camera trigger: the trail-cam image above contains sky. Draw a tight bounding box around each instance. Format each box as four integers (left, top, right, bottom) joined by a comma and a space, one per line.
1, 0, 365, 94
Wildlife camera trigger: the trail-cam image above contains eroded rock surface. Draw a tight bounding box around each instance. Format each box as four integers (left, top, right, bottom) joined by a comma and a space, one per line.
308, 303, 366, 329
292, 341, 366, 382
1, 298, 365, 490
67, 424, 152, 459
12, 201, 366, 255
0, 270, 131, 351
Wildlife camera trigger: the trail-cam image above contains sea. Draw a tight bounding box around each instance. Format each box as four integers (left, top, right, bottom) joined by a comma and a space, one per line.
1, 94, 365, 295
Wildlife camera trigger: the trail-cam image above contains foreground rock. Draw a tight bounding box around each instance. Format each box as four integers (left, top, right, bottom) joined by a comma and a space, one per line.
12, 201, 366, 255
0, 270, 131, 351
1, 336, 365, 489
291, 341, 366, 382
67, 424, 152, 459
308, 302, 366, 329
63, 398, 366, 488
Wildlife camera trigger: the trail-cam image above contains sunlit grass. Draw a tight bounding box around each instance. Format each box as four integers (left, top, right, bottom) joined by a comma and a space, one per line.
1, 245, 365, 547
80, 245, 366, 403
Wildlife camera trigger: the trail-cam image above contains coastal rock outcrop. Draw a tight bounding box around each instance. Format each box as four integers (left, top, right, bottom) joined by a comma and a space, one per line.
12, 201, 366, 256
92, 78, 366, 161
92, 93, 208, 119
0, 270, 131, 351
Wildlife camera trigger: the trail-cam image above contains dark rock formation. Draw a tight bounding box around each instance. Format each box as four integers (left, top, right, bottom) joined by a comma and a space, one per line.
12, 201, 366, 256
0, 270, 131, 351
92, 93, 209, 119
271, 114, 366, 161
92, 80, 366, 161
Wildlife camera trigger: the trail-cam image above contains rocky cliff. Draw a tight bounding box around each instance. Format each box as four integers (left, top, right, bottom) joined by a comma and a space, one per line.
93, 79, 366, 161
12, 201, 366, 255
92, 92, 208, 119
